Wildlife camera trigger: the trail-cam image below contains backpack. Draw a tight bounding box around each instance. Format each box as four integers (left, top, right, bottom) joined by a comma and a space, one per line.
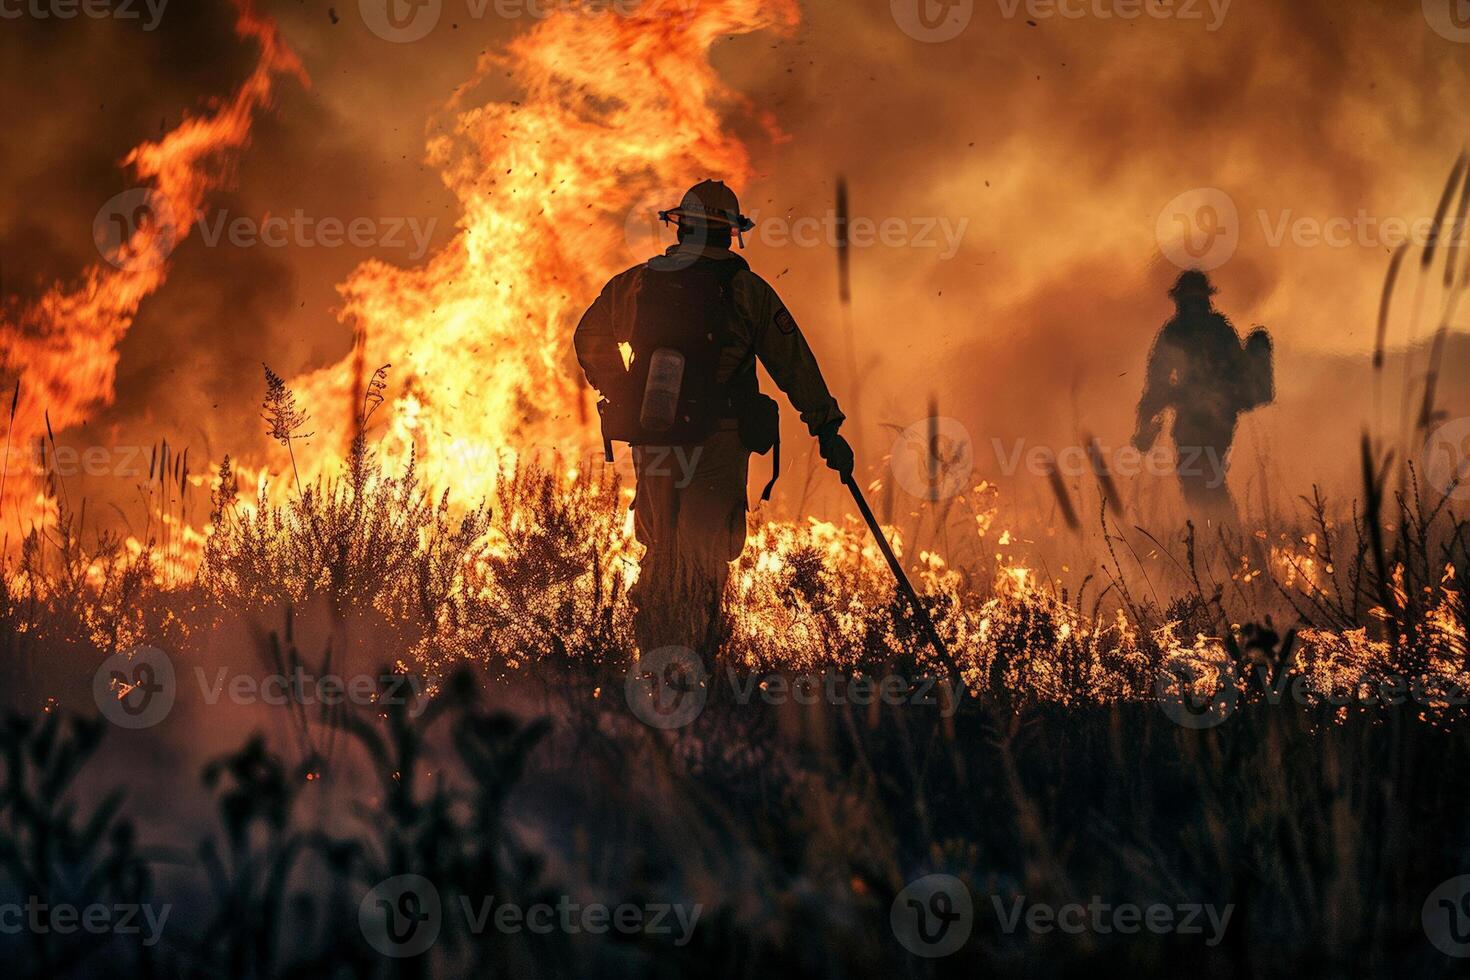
596, 253, 782, 499
1239, 327, 1274, 412
608, 256, 746, 446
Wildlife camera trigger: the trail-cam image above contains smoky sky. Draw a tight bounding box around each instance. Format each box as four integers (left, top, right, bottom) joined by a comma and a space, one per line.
1, 2, 254, 289
2, 0, 1468, 527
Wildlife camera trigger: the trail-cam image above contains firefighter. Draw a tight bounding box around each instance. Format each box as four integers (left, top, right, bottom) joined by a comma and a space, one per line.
1133, 269, 1274, 515
575, 180, 853, 656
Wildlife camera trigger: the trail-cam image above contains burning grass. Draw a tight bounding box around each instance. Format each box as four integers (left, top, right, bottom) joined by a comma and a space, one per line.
2, 372, 1470, 978
3, 365, 1467, 727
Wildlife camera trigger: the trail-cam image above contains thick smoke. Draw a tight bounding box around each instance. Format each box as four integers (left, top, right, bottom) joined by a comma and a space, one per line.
2, 0, 1467, 537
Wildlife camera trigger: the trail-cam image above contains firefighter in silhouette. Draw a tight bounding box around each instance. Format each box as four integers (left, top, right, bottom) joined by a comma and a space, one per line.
1133, 270, 1273, 515
575, 180, 852, 655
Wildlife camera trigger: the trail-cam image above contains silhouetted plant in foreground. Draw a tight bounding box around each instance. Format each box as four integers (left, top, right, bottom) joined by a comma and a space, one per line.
5, 369, 1470, 977
0, 713, 152, 979
5, 596, 1470, 978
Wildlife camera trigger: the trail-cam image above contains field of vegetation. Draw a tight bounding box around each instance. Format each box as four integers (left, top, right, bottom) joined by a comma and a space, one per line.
2, 369, 1469, 978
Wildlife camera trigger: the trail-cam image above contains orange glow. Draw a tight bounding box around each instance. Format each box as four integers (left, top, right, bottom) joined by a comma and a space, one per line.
288, 0, 799, 501
0, 0, 305, 525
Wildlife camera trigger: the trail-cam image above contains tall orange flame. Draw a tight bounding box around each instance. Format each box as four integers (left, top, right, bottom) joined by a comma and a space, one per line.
290, 0, 799, 500
0, 1, 304, 524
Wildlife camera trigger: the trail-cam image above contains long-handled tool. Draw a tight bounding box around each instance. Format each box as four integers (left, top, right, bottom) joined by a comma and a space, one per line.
841, 473, 955, 672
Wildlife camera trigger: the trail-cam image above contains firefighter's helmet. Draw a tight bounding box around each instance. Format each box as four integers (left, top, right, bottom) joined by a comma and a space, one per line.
658, 180, 755, 233
1169, 269, 1218, 299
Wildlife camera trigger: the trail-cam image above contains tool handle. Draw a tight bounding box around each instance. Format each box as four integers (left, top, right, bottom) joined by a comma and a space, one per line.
842, 474, 955, 672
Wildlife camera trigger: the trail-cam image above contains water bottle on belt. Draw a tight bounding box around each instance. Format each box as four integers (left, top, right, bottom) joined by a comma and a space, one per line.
639, 347, 685, 432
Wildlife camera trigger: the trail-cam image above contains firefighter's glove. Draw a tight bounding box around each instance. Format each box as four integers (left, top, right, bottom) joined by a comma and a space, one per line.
817, 422, 855, 479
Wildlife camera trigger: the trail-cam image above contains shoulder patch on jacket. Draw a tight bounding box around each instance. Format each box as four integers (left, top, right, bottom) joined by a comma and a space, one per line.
774, 307, 797, 335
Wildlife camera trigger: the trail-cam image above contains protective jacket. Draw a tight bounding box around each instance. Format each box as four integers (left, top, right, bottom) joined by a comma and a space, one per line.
574, 242, 845, 443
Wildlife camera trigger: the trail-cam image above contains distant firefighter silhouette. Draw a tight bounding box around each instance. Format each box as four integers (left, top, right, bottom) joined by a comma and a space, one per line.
1132, 270, 1273, 515
575, 180, 851, 656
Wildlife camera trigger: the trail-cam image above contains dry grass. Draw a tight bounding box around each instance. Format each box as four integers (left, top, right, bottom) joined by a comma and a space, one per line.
2, 369, 1470, 977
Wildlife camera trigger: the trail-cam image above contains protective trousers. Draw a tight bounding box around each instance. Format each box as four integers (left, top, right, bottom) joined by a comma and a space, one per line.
630, 429, 750, 657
